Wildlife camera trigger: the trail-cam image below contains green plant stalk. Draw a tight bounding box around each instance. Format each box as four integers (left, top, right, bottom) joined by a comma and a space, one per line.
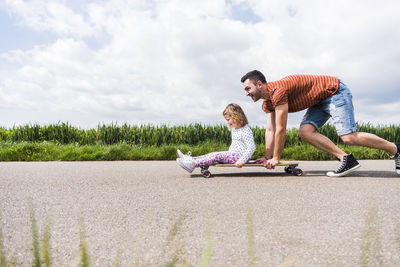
163, 213, 187, 266
79, 219, 90, 267
360, 208, 383, 267
198, 224, 213, 267
246, 206, 257, 267
113, 248, 122, 267
41, 219, 51, 267
133, 214, 151, 267
397, 223, 400, 258
166, 214, 186, 246
30, 208, 42, 267
0, 213, 8, 267
397, 222, 400, 257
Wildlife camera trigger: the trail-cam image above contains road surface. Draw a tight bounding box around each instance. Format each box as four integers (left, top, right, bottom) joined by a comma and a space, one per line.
0, 160, 399, 266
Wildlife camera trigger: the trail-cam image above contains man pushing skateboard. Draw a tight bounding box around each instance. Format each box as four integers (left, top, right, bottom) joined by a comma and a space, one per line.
241, 70, 400, 177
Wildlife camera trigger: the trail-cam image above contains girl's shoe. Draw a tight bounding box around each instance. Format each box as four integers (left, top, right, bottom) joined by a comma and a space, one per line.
177, 149, 192, 159
176, 158, 196, 173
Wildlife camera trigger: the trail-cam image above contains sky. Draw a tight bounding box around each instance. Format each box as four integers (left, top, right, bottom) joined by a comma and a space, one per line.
0, 0, 399, 129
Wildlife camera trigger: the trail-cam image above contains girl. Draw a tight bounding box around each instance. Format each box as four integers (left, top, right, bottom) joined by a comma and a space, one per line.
176, 103, 256, 173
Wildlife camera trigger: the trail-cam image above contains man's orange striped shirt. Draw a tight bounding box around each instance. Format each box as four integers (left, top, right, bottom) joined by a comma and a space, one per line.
262, 75, 339, 113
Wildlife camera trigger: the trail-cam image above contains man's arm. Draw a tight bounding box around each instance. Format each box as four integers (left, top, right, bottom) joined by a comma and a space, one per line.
255, 111, 276, 163
266, 104, 288, 169
265, 111, 275, 159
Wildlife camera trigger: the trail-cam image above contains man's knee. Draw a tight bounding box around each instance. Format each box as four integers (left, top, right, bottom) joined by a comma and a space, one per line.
298, 128, 307, 140
340, 133, 358, 145
298, 124, 316, 140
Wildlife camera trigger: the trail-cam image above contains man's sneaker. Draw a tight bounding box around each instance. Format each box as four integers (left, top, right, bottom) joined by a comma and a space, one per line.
327, 153, 361, 177
177, 149, 192, 160
390, 143, 400, 175
176, 158, 196, 173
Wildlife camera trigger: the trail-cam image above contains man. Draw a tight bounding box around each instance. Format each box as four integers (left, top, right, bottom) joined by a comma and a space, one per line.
241, 70, 400, 177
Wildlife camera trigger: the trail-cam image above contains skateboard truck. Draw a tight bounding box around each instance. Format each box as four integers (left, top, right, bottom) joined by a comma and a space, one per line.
284, 165, 303, 176
200, 166, 212, 178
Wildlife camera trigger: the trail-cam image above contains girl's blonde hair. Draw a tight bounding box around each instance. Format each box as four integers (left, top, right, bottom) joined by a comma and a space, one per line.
223, 103, 249, 129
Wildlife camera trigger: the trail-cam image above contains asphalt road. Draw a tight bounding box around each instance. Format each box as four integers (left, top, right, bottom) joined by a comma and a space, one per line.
1, 160, 400, 266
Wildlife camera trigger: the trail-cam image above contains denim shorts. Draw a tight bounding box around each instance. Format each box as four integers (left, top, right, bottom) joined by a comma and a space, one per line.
300, 81, 357, 136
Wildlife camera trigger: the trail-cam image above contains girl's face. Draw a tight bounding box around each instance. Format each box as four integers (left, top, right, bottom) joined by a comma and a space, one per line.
224, 114, 237, 129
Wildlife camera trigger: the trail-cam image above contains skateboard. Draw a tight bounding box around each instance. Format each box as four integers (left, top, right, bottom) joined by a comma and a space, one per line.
199, 161, 302, 178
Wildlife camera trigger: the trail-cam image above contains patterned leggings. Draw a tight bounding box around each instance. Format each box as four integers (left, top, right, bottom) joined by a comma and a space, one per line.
193, 151, 242, 167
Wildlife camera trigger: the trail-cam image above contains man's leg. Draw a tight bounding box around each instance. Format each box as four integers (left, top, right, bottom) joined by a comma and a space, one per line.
299, 81, 362, 177
299, 124, 347, 160
341, 132, 400, 174
299, 123, 361, 177
325, 81, 400, 175
340, 132, 397, 155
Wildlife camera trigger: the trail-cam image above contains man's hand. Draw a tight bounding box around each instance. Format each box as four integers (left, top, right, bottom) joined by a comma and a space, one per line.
235, 161, 244, 168
254, 157, 268, 164
265, 158, 279, 169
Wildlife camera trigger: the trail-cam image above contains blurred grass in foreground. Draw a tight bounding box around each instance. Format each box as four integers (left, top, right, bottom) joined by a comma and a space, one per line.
0, 206, 399, 266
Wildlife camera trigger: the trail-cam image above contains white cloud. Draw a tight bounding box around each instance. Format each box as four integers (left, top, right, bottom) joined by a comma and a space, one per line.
4, 0, 96, 37
0, 0, 399, 129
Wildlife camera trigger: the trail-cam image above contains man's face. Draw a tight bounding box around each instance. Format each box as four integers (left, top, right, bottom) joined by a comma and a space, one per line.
243, 79, 262, 102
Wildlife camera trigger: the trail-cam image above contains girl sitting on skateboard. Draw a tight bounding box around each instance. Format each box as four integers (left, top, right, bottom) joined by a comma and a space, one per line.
176, 103, 256, 173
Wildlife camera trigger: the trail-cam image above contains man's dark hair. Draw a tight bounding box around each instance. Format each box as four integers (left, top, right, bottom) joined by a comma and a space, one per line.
240, 70, 267, 84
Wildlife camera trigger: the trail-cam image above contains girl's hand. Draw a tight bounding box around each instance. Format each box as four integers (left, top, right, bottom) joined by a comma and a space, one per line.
235, 161, 244, 168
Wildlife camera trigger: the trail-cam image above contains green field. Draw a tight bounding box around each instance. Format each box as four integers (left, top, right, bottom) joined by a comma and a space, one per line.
0, 122, 399, 161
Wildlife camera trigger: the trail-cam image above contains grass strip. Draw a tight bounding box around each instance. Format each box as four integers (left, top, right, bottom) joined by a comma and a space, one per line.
0, 141, 393, 161
1, 122, 399, 146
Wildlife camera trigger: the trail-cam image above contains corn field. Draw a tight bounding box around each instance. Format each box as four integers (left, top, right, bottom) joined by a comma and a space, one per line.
0, 122, 399, 147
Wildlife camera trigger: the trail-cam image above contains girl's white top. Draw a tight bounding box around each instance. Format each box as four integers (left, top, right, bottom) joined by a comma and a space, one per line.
229, 124, 256, 163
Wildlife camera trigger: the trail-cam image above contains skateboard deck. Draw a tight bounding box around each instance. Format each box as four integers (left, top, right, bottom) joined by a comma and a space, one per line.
200, 161, 302, 178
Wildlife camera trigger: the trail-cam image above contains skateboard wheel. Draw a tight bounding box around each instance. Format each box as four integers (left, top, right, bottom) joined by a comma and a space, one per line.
200, 166, 209, 175
202, 170, 212, 178
284, 166, 293, 174
294, 168, 303, 176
